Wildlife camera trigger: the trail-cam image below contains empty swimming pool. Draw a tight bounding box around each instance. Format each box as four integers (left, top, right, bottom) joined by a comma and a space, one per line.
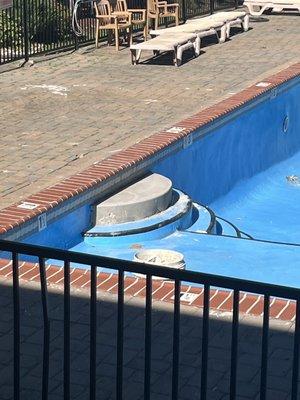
21, 72, 300, 288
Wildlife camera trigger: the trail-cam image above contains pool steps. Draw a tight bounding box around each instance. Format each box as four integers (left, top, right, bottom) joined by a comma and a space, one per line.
84, 189, 194, 245
95, 173, 173, 225
85, 189, 250, 248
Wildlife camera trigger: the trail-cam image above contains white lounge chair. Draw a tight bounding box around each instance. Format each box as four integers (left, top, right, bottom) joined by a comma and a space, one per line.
130, 33, 200, 66
150, 19, 227, 43
188, 11, 249, 39
244, 0, 300, 14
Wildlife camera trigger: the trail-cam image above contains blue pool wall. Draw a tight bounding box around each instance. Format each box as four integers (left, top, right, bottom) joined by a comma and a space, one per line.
152, 78, 300, 205
24, 204, 91, 250
22, 77, 300, 250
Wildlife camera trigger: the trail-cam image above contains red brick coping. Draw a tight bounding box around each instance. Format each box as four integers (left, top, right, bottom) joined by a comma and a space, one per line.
0, 259, 296, 321
0, 62, 299, 237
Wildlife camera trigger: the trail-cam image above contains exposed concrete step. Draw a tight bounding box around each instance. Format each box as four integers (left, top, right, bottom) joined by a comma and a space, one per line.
85, 190, 193, 243
95, 173, 173, 225
187, 203, 216, 234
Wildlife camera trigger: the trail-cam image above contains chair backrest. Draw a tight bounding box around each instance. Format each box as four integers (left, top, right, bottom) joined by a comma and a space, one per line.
147, 0, 157, 13
95, 0, 113, 17
115, 0, 128, 12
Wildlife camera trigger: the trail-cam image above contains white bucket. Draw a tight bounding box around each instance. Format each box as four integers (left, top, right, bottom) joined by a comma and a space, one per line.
133, 249, 185, 280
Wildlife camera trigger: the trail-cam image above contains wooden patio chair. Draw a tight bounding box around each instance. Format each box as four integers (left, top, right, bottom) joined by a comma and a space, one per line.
115, 0, 148, 40
94, 0, 132, 51
147, 0, 180, 30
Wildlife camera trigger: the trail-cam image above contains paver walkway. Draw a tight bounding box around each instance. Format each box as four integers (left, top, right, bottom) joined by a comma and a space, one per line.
0, 276, 295, 400
0, 13, 300, 210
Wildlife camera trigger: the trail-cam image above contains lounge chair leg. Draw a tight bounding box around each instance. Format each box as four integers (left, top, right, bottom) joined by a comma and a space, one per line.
154, 16, 159, 30
194, 36, 201, 57
95, 20, 99, 48
136, 49, 141, 63
175, 11, 179, 26
219, 25, 227, 43
115, 28, 119, 51
226, 23, 231, 38
176, 46, 182, 67
243, 14, 249, 31
131, 49, 139, 65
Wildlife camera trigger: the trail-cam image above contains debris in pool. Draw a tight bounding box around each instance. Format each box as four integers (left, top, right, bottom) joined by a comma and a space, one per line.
130, 243, 143, 249
286, 175, 300, 185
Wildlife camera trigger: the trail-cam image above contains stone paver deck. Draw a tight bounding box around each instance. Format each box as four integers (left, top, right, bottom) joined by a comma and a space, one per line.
0, 13, 300, 210
0, 276, 296, 400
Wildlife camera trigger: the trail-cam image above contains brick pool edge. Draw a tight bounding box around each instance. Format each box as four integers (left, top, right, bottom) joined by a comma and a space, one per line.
0, 259, 296, 321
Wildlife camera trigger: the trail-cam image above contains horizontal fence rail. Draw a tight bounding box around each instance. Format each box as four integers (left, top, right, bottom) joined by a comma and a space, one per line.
0, 0, 236, 65
1, 238, 300, 400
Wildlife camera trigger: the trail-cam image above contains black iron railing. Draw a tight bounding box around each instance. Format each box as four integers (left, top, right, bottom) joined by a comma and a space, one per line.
0, 238, 300, 400
0, 0, 236, 65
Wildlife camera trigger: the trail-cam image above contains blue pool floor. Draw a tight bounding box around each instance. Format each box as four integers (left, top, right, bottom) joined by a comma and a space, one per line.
71, 232, 300, 288
55, 150, 300, 288
210, 150, 300, 244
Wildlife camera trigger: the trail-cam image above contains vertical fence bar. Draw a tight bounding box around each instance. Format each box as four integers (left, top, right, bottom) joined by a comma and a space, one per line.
64, 260, 71, 400
12, 252, 20, 400
260, 295, 270, 400
90, 265, 97, 400
230, 289, 239, 400
117, 269, 124, 400
22, 0, 29, 61
39, 257, 50, 400
144, 274, 152, 400
291, 300, 300, 400
182, 0, 187, 22
210, 0, 214, 14
172, 279, 181, 400
201, 284, 210, 400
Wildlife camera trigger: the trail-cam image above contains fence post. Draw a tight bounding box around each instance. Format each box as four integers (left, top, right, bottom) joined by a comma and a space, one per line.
210, 0, 214, 14
22, 0, 29, 62
182, 0, 187, 22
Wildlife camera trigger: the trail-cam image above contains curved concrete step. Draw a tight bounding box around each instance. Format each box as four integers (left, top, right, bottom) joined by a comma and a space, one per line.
95, 173, 173, 225
215, 216, 241, 237
186, 203, 216, 234
85, 190, 193, 245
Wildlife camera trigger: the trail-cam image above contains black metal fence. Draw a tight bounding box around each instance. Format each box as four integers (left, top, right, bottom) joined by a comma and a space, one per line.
0, 0, 236, 65
0, 238, 299, 400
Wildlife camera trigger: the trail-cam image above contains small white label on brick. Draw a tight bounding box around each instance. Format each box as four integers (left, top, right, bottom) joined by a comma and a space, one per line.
17, 202, 39, 210
38, 214, 47, 231
256, 82, 271, 88
166, 127, 186, 134
183, 135, 193, 149
180, 292, 199, 303
171, 292, 199, 303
